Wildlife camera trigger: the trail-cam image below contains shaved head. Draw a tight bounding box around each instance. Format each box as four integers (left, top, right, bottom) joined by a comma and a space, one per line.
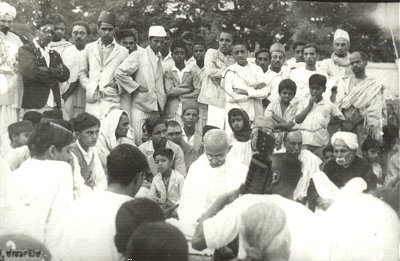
204, 129, 229, 168
284, 131, 303, 158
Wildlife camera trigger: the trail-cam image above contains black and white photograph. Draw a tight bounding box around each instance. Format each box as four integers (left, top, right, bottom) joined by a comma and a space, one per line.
0, 0, 399, 260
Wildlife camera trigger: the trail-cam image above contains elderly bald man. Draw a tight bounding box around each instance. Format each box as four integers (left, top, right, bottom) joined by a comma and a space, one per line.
177, 129, 247, 238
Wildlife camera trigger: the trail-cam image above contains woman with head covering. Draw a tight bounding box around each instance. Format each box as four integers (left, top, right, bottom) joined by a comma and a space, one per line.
96, 109, 136, 170
323, 131, 377, 191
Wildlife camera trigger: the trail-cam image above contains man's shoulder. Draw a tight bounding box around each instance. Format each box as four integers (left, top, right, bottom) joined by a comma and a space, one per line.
167, 140, 184, 154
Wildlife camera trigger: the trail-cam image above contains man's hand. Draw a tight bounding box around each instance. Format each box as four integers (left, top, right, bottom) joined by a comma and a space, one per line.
316, 197, 333, 210
308, 96, 317, 107
233, 88, 248, 96
108, 81, 118, 89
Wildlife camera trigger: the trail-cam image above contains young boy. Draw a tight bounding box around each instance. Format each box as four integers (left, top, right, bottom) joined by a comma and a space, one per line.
148, 148, 184, 216
224, 39, 268, 127
163, 38, 200, 125
0, 121, 33, 158
320, 144, 334, 170
295, 74, 344, 157
362, 136, 383, 185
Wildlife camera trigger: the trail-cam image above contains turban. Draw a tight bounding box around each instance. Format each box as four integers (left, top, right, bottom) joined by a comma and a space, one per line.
182, 100, 199, 113
253, 116, 275, 131
72, 112, 100, 132
97, 11, 117, 27
269, 43, 285, 56
334, 29, 350, 42
8, 121, 33, 134
0, 3, 16, 19
331, 131, 358, 150
148, 25, 167, 38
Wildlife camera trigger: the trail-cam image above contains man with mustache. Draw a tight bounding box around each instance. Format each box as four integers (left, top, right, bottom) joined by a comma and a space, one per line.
0, 2, 24, 47
17, 19, 70, 114
79, 11, 129, 120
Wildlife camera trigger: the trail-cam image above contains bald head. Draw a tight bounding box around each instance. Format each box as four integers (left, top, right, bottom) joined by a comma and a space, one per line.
350, 51, 368, 78
204, 129, 229, 168
284, 131, 302, 157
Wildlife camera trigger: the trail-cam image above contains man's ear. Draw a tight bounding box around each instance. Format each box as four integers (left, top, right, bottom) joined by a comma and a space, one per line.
271, 170, 280, 185
47, 144, 57, 159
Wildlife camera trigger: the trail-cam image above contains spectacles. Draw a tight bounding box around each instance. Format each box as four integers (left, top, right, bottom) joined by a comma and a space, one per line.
205, 153, 226, 161
72, 31, 87, 36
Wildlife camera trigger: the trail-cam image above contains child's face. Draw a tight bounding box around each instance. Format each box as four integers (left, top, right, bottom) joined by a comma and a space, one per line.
232, 44, 248, 66
309, 84, 324, 99
193, 44, 206, 62
324, 151, 335, 162
172, 47, 186, 65
366, 148, 380, 162
155, 155, 173, 174
279, 88, 295, 104
230, 115, 244, 132
12, 131, 32, 147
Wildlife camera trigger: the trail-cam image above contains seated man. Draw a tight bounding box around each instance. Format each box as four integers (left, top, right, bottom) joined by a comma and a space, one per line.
139, 116, 186, 176
70, 112, 107, 196
191, 153, 317, 261
58, 144, 148, 261
177, 129, 248, 238
166, 120, 199, 171
96, 109, 136, 170
0, 122, 74, 256
0, 120, 33, 158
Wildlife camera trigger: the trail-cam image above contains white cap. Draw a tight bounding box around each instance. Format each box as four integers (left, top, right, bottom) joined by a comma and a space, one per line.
334, 29, 350, 42
0, 2, 17, 19
148, 25, 167, 37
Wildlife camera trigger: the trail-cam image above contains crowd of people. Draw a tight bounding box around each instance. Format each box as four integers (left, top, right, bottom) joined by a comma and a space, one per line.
0, 2, 399, 261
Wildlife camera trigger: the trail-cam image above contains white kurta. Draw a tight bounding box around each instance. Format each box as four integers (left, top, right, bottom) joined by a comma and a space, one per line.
177, 154, 247, 237
289, 65, 329, 100
0, 159, 73, 255
57, 191, 132, 261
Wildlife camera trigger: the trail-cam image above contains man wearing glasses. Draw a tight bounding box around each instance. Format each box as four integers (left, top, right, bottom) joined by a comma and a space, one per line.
17, 19, 70, 114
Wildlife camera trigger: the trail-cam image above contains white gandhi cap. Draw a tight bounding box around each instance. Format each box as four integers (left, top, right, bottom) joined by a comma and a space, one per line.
148, 25, 167, 37
334, 29, 350, 42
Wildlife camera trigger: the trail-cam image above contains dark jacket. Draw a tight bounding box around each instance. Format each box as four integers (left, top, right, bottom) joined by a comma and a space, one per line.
18, 42, 70, 109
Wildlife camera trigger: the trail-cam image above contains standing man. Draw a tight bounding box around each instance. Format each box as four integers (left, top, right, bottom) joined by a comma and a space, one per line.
161, 29, 174, 73
0, 3, 24, 46
79, 11, 129, 120
181, 31, 196, 69
337, 51, 386, 144
115, 25, 167, 144
18, 20, 70, 114
116, 29, 137, 54
255, 48, 270, 74
290, 43, 327, 99
286, 41, 306, 70
320, 29, 352, 80
61, 20, 91, 119
48, 14, 73, 56
263, 43, 288, 103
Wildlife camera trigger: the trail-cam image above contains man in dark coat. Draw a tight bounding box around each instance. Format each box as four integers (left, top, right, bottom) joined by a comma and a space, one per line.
18, 18, 69, 113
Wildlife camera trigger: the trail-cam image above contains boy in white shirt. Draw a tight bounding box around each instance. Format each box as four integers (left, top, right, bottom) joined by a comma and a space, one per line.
148, 148, 184, 217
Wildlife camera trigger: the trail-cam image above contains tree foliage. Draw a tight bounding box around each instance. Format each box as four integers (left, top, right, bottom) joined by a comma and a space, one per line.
6, 0, 398, 62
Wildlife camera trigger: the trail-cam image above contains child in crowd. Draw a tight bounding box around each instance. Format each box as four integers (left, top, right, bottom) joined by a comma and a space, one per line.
295, 74, 345, 158
320, 144, 334, 170
163, 38, 200, 124
362, 136, 384, 185
0, 120, 33, 158
227, 108, 251, 144
148, 148, 184, 217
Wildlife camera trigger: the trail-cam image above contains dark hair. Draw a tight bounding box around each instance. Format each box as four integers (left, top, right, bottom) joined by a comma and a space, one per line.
383, 125, 399, 145
23, 111, 42, 125
170, 38, 187, 53
36, 18, 54, 29
219, 30, 235, 41
70, 20, 91, 35
255, 48, 270, 59
278, 79, 297, 95
57, 120, 74, 132
119, 20, 137, 30
72, 112, 100, 132
271, 153, 302, 189
181, 31, 194, 41
323, 145, 334, 156
232, 38, 248, 50
228, 108, 244, 118
166, 120, 181, 129
362, 136, 382, 152
126, 222, 188, 261
107, 144, 148, 186
153, 148, 174, 161
303, 43, 320, 54
114, 199, 164, 254
116, 28, 137, 41
28, 122, 74, 157
50, 14, 65, 25
193, 35, 206, 48
309, 74, 327, 89
292, 41, 306, 51
145, 116, 167, 135
353, 51, 369, 61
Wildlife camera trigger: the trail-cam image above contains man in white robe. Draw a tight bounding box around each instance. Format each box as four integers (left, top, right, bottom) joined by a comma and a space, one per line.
176, 129, 247, 239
